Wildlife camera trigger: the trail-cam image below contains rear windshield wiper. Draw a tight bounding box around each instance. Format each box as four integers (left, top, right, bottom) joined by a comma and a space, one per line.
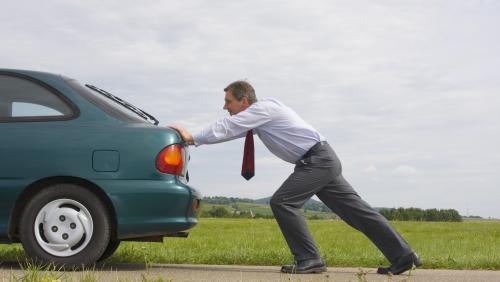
85, 84, 159, 125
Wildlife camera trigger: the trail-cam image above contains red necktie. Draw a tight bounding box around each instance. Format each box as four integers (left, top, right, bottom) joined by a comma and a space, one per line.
241, 130, 255, 180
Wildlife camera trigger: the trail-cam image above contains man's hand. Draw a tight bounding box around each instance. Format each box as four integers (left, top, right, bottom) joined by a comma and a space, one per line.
169, 125, 194, 145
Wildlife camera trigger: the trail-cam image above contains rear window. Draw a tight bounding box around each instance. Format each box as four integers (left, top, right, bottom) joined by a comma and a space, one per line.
66, 79, 148, 124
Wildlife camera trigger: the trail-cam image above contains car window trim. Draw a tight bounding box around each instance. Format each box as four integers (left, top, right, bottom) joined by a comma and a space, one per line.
0, 71, 80, 123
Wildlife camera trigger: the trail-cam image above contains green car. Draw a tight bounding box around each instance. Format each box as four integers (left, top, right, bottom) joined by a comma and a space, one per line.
0, 69, 201, 267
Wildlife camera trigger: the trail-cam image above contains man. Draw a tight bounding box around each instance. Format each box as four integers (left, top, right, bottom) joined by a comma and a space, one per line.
170, 80, 421, 275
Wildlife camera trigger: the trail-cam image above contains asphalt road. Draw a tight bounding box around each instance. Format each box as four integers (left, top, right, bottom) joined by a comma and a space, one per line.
1, 262, 500, 282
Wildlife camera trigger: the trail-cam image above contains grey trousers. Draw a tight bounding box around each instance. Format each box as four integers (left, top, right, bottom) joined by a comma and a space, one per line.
270, 141, 413, 263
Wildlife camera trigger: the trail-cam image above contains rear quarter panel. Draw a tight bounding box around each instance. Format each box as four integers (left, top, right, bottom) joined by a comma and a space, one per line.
0, 120, 195, 239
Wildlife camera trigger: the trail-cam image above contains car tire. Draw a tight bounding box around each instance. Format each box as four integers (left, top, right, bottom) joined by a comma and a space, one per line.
19, 184, 111, 269
97, 239, 121, 261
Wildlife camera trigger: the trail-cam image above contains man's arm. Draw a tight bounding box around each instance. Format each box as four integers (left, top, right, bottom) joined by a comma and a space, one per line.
169, 125, 194, 145
169, 124, 247, 146
171, 102, 270, 146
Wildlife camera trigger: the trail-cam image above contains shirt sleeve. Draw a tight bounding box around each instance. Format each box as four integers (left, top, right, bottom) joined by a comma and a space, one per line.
192, 102, 271, 146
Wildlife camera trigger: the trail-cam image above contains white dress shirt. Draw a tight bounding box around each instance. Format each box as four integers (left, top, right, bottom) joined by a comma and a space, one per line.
192, 98, 325, 163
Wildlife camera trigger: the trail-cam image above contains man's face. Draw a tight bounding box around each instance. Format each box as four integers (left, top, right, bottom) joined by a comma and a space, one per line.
223, 91, 250, 116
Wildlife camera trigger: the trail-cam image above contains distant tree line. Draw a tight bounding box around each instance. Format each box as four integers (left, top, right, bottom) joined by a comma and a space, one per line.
203, 196, 254, 205
204, 196, 331, 212
201, 197, 464, 222
200, 206, 274, 219
462, 215, 483, 219
303, 200, 331, 212
378, 207, 462, 222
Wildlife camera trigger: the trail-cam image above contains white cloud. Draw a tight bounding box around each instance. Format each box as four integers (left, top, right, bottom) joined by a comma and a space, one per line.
363, 165, 378, 174
394, 165, 418, 177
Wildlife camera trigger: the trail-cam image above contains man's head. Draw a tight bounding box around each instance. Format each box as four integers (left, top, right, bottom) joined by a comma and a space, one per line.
223, 80, 257, 116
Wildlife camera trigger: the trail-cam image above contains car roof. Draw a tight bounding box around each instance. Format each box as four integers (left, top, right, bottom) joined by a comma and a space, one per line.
0, 68, 59, 76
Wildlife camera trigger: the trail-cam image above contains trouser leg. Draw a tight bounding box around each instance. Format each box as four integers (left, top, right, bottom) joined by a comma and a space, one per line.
316, 174, 413, 263
270, 163, 334, 261
271, 141, 413, 263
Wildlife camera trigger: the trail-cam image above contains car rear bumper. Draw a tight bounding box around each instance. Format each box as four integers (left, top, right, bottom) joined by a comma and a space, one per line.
94, 178, 201, 240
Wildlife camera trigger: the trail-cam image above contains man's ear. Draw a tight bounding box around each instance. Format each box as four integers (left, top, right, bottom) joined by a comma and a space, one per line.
242, 97, 250, 106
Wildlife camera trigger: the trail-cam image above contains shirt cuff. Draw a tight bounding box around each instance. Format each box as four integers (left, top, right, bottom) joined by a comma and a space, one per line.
192, 133, 202, 147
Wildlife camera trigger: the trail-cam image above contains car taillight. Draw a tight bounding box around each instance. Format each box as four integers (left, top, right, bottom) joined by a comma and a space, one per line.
192, 198, 200, 211
156, 144, 184, 175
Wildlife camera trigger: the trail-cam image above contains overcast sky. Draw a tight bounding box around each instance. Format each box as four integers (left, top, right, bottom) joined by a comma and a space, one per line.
2, 1, 499, 218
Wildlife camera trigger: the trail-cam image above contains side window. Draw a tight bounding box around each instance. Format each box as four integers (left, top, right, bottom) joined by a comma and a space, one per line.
12, 102, 64, 117
0, 75, 73, 121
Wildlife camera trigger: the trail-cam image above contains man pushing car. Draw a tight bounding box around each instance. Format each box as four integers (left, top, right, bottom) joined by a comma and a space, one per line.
170, 80, 421, 275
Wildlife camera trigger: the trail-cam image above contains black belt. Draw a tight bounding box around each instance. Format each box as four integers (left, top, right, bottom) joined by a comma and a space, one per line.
298, 141, 328, 163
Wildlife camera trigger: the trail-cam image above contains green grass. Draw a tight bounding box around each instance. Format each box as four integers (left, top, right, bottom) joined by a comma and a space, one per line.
0, 243, 25, 262
112, 219, 500, 270
2, 219, 499, 270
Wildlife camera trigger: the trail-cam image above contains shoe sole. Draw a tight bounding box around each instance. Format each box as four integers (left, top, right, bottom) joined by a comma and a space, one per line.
378, 260, 422, 275
288, 266, 327, 274
391, 262, 421, 275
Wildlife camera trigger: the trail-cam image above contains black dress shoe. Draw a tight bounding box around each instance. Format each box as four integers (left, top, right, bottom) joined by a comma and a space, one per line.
281, 258, 327, 274
377, 252, 422, 275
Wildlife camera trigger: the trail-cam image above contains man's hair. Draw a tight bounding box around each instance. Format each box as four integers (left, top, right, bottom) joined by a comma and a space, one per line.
224, 80, 257, 104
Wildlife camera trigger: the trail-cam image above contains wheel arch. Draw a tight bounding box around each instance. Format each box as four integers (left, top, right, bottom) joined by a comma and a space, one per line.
9, 176, 117, 242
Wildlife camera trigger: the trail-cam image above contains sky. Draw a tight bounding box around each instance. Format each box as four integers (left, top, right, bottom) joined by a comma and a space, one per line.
2, 1, 499, 218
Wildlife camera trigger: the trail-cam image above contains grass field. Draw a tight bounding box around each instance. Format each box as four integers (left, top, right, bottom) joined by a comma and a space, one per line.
1, 219, 499, 270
